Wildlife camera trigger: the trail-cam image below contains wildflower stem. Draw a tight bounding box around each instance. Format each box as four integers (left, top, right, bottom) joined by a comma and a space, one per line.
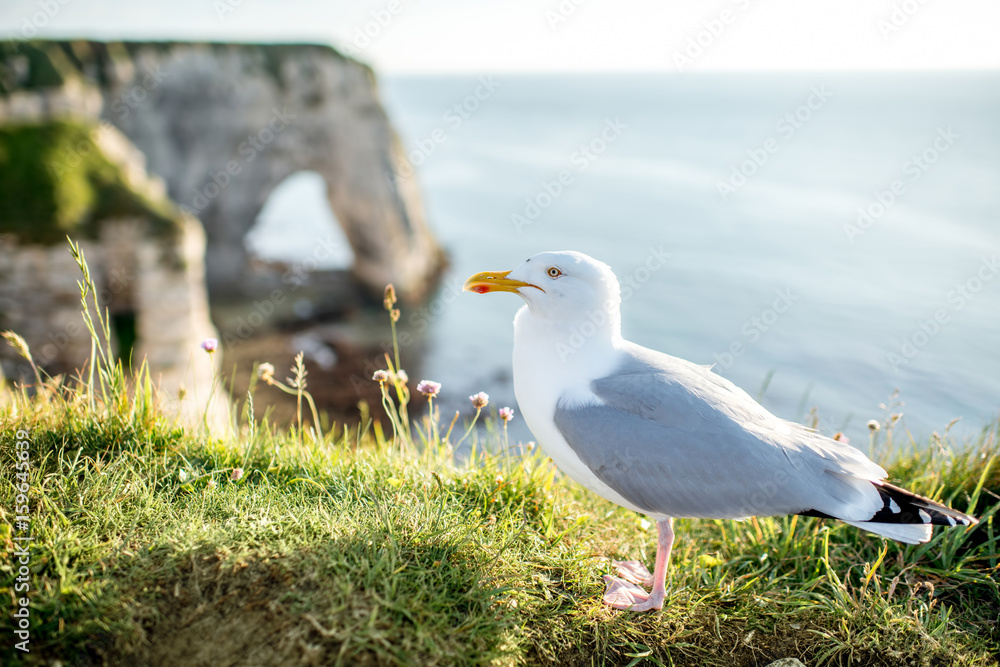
379, 381, 401, 449
455, 408, 482, 450
389, 317, 401, 380
202, 350, 220, 432
304, 391, 322, 441
442, 411, 460, 445
428, 397, 438, 443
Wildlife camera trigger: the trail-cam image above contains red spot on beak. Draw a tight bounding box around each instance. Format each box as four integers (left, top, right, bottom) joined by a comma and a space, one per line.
472, 285, 490, 294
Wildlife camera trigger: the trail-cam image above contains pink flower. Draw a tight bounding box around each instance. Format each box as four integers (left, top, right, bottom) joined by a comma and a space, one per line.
499, 407, 514, 423
372, 370, 389, 383
201, 338, 219, 353
469, 392, 489, 409
417, 380, 442, 397
231, 468, 244, 482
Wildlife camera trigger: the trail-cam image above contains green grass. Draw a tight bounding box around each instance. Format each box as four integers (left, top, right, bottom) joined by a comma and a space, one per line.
1, 249, 998, 665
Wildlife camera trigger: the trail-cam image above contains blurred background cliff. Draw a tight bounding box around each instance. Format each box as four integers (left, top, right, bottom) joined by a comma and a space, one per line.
1, 1, 998, 441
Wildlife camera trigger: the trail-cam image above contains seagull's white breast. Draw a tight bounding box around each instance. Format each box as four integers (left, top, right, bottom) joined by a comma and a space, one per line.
511, 305, 654, 516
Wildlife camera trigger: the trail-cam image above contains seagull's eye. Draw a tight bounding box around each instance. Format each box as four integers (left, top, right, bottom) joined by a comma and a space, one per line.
547, 267, 562, 278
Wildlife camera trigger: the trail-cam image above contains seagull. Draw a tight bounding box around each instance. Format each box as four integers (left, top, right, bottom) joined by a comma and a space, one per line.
464, 250, 977, 612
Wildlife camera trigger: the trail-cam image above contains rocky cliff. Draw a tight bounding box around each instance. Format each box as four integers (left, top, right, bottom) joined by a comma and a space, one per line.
0, 40, 443, 300
0, 119, 229, 429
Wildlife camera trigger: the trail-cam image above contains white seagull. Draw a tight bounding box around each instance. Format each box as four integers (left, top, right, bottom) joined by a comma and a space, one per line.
464, 250, 977, 612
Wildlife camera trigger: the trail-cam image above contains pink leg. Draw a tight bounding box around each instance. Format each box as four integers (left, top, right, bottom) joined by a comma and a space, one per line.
602, 517, 674, 611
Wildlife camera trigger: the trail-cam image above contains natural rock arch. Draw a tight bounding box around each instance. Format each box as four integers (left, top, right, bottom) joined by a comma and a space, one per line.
38, 40, 444, 300
245, 171, 354, 271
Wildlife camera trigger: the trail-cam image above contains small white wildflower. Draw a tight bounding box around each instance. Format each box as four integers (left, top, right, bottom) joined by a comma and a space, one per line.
257, 362, 275, 384
417, 380, 441, 397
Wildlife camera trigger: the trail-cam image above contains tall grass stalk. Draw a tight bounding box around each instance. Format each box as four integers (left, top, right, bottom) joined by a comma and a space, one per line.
68, 237, 125, 411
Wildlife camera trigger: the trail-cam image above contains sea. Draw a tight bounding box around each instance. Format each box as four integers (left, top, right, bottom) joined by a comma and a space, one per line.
254, 72, 1000, 447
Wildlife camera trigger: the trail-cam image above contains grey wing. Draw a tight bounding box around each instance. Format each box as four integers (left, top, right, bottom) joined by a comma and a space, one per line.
553, 343, 886, 520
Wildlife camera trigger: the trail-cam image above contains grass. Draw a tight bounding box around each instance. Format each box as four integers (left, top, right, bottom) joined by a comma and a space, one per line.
1, 247, 998, 666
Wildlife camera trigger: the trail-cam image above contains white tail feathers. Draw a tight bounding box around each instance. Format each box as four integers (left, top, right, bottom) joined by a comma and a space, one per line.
843, 520, 933, 545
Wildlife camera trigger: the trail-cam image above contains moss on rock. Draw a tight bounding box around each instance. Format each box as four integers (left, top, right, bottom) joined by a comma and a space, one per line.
0, 121, 183, 245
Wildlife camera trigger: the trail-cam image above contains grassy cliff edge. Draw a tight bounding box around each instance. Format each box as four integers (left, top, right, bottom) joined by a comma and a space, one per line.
0, 253, 997, 666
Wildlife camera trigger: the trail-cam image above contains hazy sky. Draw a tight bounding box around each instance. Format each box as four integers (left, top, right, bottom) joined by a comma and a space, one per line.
2, 0, 999, 73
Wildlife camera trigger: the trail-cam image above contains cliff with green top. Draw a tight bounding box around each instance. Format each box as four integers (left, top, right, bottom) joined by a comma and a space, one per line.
0, 39, 443, 300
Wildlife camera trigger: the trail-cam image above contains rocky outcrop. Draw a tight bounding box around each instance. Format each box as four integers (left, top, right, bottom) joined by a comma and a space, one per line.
0, 120, 228, 429
0, 40, 443, 300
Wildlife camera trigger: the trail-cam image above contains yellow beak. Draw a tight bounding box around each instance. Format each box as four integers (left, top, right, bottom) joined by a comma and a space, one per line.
463, 270, 543, 294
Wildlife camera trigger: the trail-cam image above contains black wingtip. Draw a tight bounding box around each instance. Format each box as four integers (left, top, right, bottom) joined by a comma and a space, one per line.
869, 482, 977, 526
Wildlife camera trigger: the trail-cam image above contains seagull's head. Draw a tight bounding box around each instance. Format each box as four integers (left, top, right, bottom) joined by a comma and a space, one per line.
464, 250, 622, 328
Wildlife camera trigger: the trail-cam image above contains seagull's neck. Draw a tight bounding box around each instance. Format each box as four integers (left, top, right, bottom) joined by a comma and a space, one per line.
513, 304, 624, 378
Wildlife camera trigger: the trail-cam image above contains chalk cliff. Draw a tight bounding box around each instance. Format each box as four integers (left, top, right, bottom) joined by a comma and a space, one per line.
0, 120, 229, 429
0, 40, 443, 300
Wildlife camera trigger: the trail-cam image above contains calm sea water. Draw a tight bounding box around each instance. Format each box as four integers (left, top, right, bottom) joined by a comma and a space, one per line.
262, 72, 1000, 445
